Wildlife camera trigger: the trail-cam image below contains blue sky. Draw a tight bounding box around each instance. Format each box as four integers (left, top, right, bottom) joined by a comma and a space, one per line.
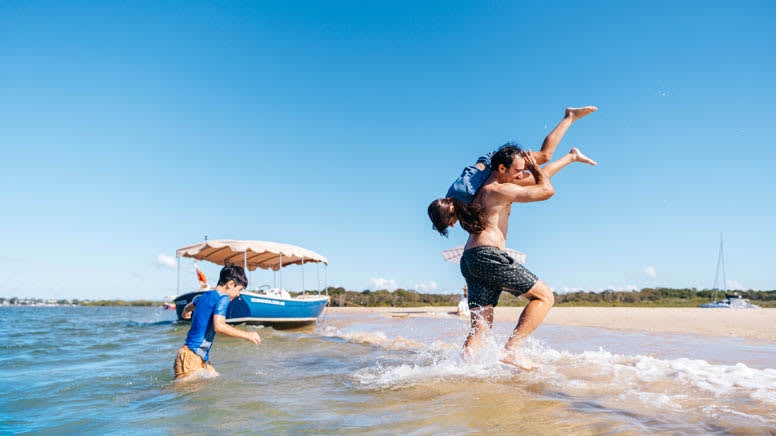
1, 1, 774, 299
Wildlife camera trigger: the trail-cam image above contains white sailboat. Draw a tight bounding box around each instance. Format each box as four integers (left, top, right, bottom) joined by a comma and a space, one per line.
700, 234, 760, 309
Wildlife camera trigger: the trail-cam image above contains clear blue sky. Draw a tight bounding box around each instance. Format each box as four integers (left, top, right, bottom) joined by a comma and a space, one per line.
2, 1, 774, 299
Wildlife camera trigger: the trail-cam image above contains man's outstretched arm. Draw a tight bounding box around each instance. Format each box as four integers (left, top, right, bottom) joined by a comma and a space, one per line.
496, 152, 554, 202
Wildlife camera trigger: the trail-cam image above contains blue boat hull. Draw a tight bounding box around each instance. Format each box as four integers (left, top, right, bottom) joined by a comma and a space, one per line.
174, 291, 329, 326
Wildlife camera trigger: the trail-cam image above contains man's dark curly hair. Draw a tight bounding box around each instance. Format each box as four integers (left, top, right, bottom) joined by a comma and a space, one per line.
491, 141, 524, 171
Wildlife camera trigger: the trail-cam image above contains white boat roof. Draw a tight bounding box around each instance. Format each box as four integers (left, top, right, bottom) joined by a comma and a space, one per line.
177, 239, 328, 271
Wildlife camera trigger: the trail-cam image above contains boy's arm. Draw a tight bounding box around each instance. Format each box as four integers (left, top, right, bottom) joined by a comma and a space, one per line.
181, 301, 196, 320
213, 315, 262, 345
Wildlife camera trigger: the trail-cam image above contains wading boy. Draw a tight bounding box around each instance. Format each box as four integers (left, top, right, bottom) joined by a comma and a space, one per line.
174, 264, 261, 380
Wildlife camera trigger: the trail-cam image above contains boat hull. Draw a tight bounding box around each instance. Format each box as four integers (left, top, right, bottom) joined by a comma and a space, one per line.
174, 291, 329, 326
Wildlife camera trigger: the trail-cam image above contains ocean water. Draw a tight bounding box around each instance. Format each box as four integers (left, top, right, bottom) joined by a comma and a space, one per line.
1, 306, 775, 435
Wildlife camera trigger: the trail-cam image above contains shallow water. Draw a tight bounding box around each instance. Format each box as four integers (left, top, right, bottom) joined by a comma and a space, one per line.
1, 307, 774, 435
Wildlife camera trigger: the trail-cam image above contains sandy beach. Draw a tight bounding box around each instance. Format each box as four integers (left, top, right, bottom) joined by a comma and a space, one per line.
325, 306, 776, 342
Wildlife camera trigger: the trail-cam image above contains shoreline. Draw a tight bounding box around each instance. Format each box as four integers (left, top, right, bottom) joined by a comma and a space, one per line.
325, 306, 776, 342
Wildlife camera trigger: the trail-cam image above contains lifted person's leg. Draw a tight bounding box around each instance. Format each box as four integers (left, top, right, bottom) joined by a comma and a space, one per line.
515, 147, 597, 186
500, 280, 555, 370
532, 106, 597, 165
463, 305, 494, 359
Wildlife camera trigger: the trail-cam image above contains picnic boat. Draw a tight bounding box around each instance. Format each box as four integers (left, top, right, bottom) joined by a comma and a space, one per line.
173, 239, 330, 327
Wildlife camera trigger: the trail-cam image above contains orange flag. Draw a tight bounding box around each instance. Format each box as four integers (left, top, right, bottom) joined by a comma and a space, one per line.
195, 263, 208, 288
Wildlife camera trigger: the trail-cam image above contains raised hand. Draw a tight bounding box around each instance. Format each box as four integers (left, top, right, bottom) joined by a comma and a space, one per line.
521, 150, 539, 172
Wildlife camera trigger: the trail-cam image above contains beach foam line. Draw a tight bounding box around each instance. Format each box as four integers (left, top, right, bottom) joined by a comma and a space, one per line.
319, 326, 776, 410
318, 326, 459, 352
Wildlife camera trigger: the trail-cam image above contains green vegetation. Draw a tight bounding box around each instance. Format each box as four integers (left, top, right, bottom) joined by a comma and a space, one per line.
311, 287, 776, 308
78, 300, 158, 307
4, 288, 775, 308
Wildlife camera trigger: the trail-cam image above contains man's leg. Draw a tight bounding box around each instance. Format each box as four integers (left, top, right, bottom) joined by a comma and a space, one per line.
463, 305, 494, 358
533, 107, 597, 165
500, 280, 555, 369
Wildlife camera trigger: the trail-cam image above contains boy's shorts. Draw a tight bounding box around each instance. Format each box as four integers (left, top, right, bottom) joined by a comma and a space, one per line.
173, 345, 209, 379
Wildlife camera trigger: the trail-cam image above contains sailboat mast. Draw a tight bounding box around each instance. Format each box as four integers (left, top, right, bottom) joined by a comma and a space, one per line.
720, 233, 727, 294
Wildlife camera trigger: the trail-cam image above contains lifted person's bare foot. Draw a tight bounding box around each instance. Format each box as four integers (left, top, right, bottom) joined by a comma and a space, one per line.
570, 147, 597, 166
500, 353, 540, 371
565, 106, 597, 122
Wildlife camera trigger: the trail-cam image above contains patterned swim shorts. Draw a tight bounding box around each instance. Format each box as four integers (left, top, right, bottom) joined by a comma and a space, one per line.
460, 246, 539, 309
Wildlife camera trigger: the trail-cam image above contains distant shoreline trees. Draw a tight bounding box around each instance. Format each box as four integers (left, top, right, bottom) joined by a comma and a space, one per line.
317, 287, 776, 308
2, 288, 774, 308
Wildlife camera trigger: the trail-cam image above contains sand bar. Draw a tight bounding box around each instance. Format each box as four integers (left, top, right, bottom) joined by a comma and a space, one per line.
325, 306, 776, 342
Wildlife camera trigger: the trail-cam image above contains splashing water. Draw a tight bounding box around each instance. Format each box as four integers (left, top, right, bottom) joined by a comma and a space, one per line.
2, 307, 774, 435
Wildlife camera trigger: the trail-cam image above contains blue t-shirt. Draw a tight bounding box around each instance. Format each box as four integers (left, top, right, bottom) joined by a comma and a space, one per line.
446, 151, 494, 203
184, 290, 230, 361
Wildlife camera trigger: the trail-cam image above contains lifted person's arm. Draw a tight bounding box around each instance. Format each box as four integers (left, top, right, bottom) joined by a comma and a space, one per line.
213, 315, 262, 345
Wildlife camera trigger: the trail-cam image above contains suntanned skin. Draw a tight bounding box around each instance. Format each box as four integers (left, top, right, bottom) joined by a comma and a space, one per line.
458, 107, 597, 370
473, 106, 598, 173
179, 280, 261, 378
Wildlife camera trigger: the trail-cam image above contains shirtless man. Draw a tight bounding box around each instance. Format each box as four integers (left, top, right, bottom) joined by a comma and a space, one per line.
427, 107, 597, 369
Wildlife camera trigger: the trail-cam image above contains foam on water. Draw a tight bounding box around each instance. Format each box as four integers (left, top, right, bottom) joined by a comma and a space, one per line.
319, 324, 776, 427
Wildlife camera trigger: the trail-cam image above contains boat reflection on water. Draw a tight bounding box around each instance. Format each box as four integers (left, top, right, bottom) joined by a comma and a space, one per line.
172, 239, 330, 328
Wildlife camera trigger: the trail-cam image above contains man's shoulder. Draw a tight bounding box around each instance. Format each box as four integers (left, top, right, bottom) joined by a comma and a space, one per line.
479, 181, 510, 196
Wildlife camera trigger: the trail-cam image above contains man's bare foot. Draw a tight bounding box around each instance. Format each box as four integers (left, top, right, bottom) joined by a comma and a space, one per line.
565, 106, 597, 122
500, 354, 540, 371
570, 147, 597, 166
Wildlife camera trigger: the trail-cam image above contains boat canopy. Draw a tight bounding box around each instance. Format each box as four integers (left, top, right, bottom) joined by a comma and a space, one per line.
442, 245, 526, 265
176, 239, 328, 271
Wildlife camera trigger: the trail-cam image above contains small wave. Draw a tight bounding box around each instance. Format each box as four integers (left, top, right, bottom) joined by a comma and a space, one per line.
326, 326, 776, 413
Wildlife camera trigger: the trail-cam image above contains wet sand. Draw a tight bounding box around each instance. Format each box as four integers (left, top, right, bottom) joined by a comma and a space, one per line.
325, 306, 776, 342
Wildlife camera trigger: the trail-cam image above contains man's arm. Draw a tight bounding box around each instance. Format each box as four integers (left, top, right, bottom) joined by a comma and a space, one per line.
213, 315, 262, 345
495, 152, 554, 202
512, 151, 576, 186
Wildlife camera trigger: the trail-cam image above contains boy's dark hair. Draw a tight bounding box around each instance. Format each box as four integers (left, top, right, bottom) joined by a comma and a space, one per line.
218, 264, 248, 288
491, 142, 523, 172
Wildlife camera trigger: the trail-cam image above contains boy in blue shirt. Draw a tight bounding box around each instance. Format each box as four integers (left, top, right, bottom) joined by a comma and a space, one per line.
174, 264, 261, 380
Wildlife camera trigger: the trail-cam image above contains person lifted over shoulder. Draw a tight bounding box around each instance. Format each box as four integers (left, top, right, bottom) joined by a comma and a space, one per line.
174, 264, 261, 381
428, 106, 597, 233
427, 106, 599, 370
461, 147, 556, 369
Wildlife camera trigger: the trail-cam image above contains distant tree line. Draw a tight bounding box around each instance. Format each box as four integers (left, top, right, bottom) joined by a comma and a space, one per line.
302, 287, 776, 308
4, 288, 774, 308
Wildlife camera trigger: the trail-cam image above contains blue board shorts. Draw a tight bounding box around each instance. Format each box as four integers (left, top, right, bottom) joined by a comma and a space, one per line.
460, 246, 539, 308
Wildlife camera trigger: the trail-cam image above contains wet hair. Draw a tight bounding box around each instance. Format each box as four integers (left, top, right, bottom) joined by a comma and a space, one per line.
427, 197, 487, 237
491, 142, 523, 172
217, 264, 248, 288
